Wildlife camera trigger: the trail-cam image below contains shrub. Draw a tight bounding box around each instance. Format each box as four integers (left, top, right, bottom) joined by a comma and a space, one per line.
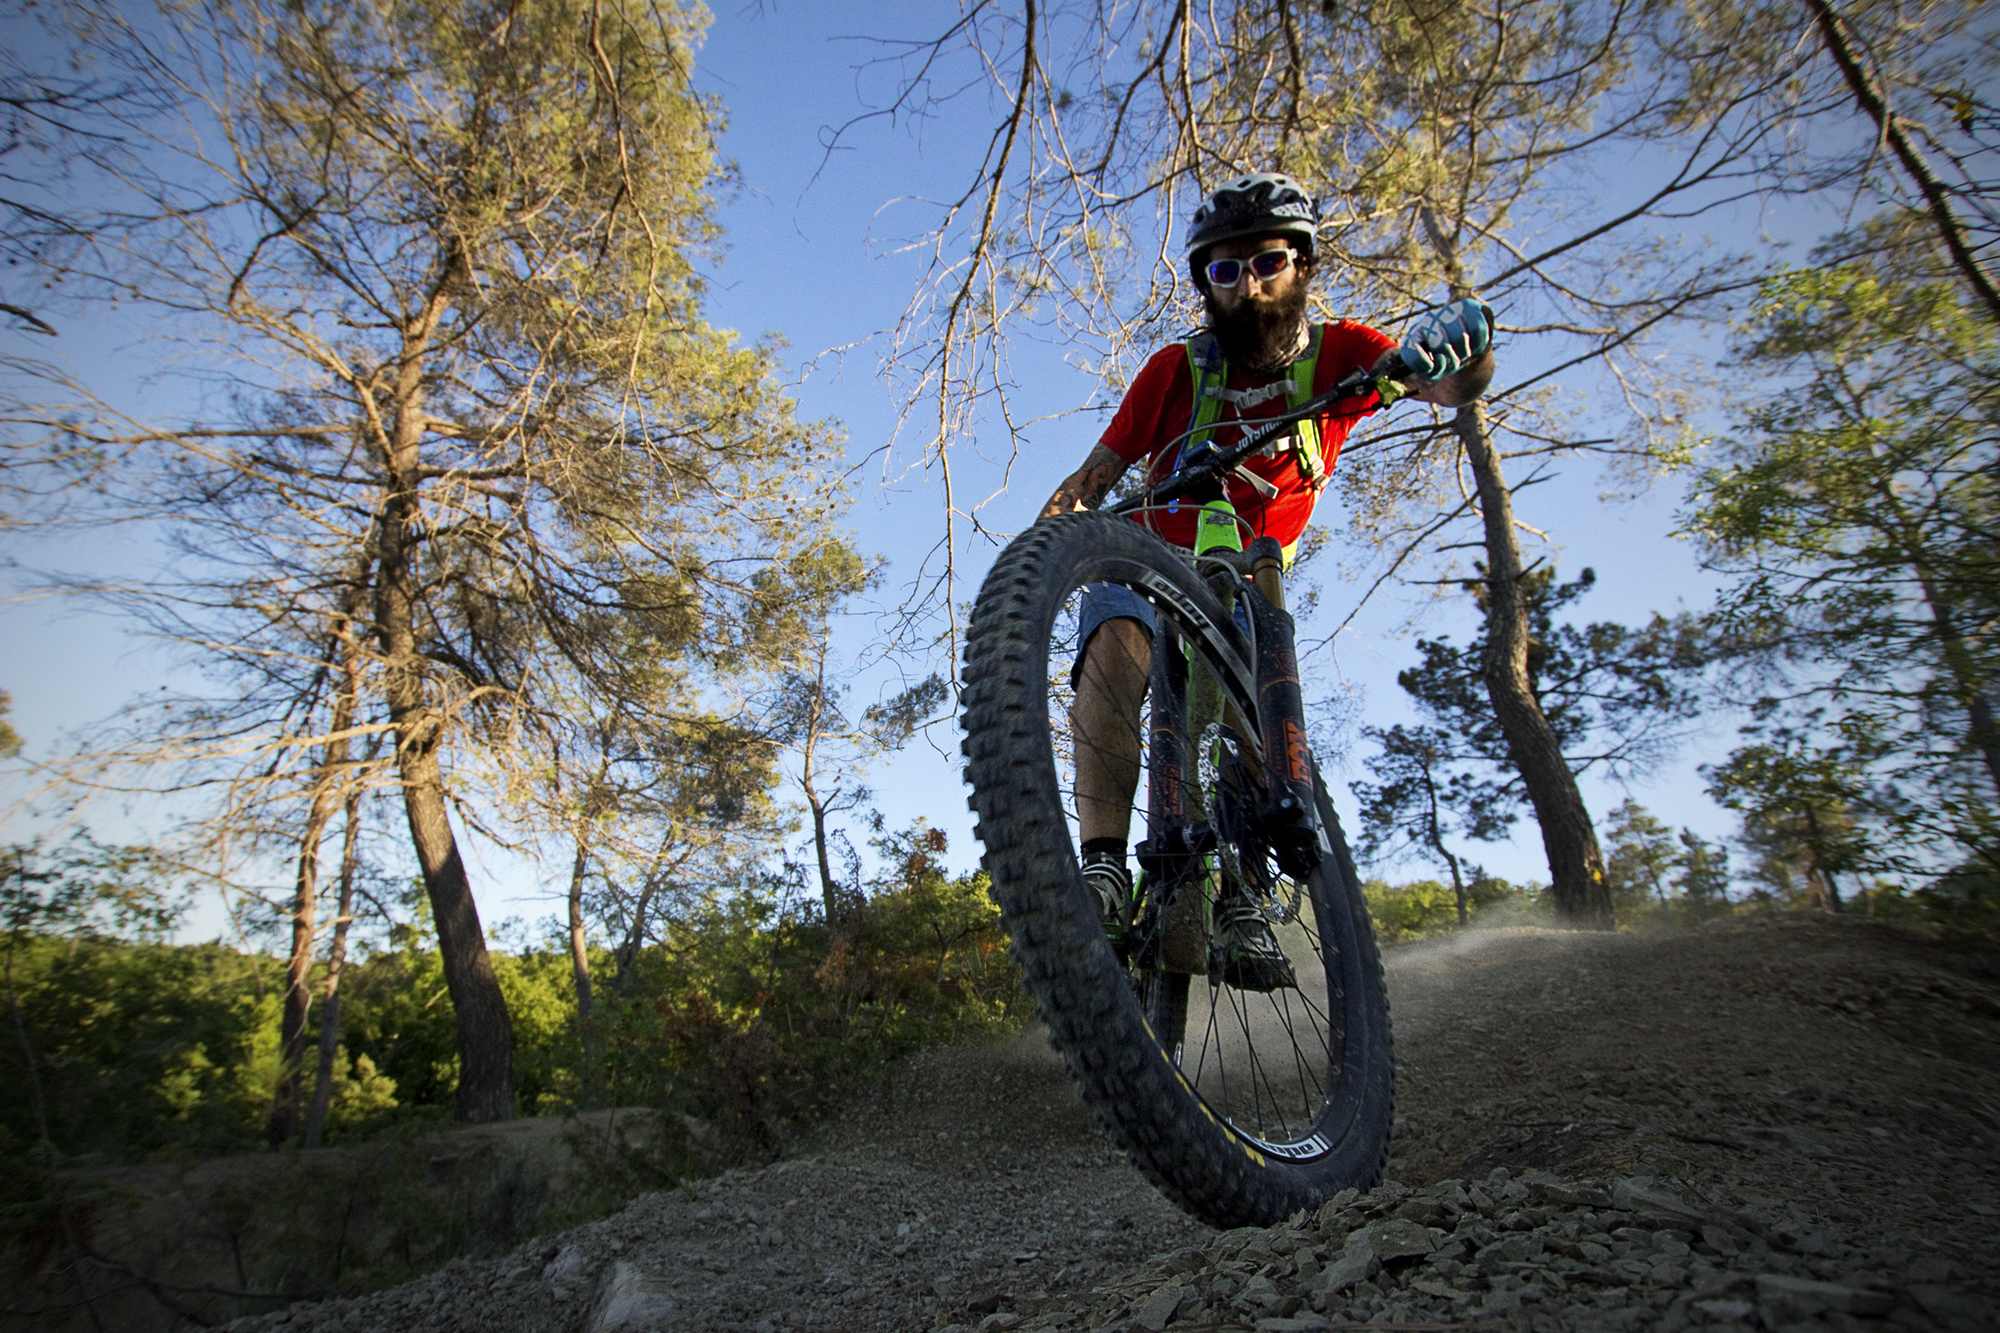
1362, 875, 1545, 942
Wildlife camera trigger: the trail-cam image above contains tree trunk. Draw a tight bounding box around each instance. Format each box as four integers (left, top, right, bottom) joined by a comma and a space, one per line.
1873, 478, 2000, 798
1907, 555, 2000, 800
374, 301, 514, 1121
304, 784, 364, 1150
798, 675, 850, 940
270, 606, 363, 1146
394, 736, 515, 1121
1971, 691, 2000, 800
609, 834, 676, 997
267, 777, 337, 1145
1419, 762, 1468, 924
808, 789, 844, 930
371, 251, 514, 1123
567, 835, 597, 1105
1454, 401, 1614, 927
1802, 804, 1845, 914
1419, 209, 1611, 927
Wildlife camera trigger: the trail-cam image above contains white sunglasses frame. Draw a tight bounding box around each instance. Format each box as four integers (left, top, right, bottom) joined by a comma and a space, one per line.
1203, 246, 1299, 288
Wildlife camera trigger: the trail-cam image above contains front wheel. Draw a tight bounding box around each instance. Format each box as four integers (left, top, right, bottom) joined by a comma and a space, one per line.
961, 512, 1394, 1228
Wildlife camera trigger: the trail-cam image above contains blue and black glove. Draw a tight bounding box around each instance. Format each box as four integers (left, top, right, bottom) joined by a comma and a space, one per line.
1400, 297, 1496, 380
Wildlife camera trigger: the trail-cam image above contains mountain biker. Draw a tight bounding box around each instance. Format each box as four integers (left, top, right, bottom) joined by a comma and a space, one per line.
1038, 172, 1495, 991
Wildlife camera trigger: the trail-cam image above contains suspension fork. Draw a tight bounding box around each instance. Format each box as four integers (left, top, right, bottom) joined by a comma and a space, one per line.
1135, 620, 1216, 971
1242, 536, 1328, 879
1137, 621, 1216, 874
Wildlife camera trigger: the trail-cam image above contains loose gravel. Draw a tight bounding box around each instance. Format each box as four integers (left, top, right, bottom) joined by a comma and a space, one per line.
230, 914, 2000, 1333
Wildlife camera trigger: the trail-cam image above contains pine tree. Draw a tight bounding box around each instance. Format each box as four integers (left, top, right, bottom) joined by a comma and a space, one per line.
1352, 724, 1513, 924
1602, 801, 1679, 909
6, 0, 848, 1122
1688, 244, 2000, 886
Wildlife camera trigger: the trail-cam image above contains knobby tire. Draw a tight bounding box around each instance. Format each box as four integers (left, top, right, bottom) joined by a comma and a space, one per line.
961, 512, 1394, 1229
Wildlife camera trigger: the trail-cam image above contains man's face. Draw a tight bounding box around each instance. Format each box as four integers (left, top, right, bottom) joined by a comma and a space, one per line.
1202, 233, 1306, 314
1201, 232, 1310, 369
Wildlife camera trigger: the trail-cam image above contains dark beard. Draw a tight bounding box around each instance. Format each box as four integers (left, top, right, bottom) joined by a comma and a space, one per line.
1205, 279, 1310, 372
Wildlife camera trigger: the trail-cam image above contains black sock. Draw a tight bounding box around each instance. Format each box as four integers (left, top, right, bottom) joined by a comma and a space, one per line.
1081, 837, 1128, 859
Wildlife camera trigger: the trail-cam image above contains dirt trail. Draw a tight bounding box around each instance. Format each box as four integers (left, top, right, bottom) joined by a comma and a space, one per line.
233, 915, 2000, 1333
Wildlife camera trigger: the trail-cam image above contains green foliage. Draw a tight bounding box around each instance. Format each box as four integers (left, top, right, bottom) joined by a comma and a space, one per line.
1733, 799, 1862, 914
0, 690, 19, 759
0, 823, 1020, 1177
1352, 723, 1514, 914
1398, 569, 1709, 813
10, 0, 866, 1130
579, 822, 1020, 1169
1675, 830, 1731, 908
1686, 246, 2000, 883
1598, 800, 1734, 925
1878, 861, 2000, 940
1602, 799, 1678, 907
1, 934, 279, 1157
1362, 875, 1542, 943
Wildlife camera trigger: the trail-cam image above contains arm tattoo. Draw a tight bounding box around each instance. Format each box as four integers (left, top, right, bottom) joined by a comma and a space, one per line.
1071, 445, 1128, 510
1043, 444, 1131, 518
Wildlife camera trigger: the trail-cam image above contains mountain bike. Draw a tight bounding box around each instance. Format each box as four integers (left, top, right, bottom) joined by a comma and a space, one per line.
960, 361, 1406, 1229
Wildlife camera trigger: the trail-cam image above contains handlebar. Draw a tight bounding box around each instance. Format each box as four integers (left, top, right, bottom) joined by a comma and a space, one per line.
1105, 352, 1413, 517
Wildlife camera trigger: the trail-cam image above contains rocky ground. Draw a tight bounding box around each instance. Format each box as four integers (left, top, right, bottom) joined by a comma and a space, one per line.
231, 913, 2000, 1333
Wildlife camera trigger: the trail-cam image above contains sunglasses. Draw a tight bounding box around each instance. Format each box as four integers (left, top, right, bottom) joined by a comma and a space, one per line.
1203, 246, 1298, 288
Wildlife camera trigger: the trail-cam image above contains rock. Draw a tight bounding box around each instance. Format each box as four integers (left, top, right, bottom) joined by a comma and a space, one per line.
1132, 1283, 1188, 1332
1254, 1318, 1331, 1333
1907, 1254, 1955, 1282
1393, 1197, 1447, 1226
1753, 1273, 1892, 1323
1475, 1234, 1544, 1265
543, 1244, 590, 1284
1700, 1222, 1743, 1258
585, 1261, 678, 1333
1694, 1297, 1754, 1320
979, 1315, 1024, 1332
1342, 1219, 1436, 1266
1610, 1178, 1707, 1227
1648, 1255, 1691, 1286
1311, 1252, 1377, 1297
1908, 1283, 1996, 1332
1313, 1189, 1359, 1231
1520, 1169, 1612, 1209
1235, 1274, 1283, 1310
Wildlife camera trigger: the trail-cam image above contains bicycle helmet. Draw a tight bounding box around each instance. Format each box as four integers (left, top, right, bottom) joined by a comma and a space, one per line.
1185, 173, 1319, 285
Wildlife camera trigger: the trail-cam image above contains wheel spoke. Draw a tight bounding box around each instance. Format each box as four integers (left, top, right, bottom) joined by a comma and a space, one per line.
962, 514, 1392, 1224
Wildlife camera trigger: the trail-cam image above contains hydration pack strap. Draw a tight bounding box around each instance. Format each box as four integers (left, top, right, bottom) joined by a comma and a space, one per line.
1179, 324, 1329, 490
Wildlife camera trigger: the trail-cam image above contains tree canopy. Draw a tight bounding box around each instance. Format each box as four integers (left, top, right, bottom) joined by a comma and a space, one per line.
4, 0, 856, 1121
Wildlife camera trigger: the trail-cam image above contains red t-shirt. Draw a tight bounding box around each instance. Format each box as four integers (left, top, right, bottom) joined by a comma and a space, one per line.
1098, 320, 1397, 549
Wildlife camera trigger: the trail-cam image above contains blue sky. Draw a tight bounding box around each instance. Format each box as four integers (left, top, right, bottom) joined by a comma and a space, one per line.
687, 3, 1755, 887
0, 0, 1836, 940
